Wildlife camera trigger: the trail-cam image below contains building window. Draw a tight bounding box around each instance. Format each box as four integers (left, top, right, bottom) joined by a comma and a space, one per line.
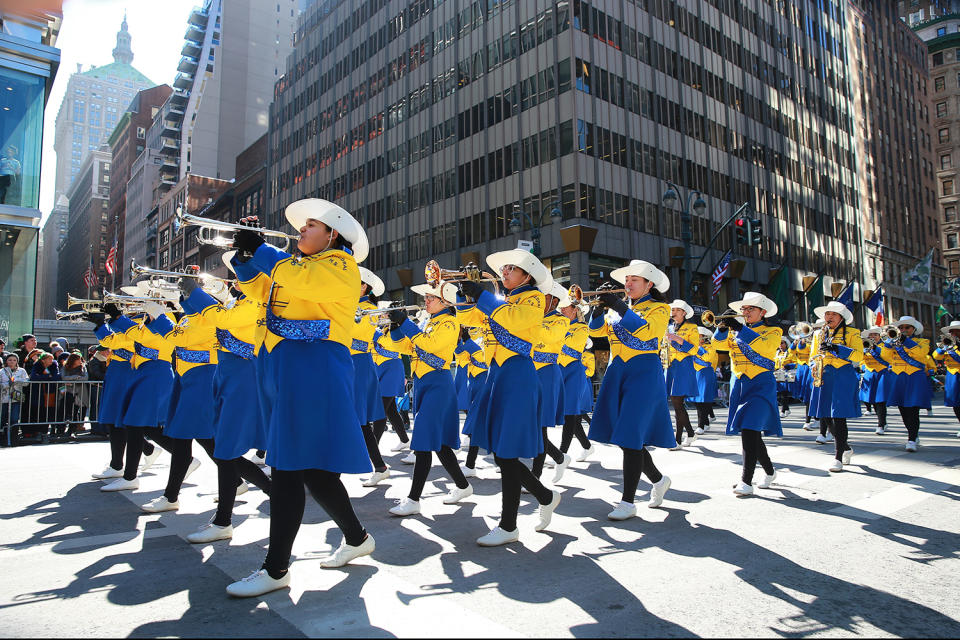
934, 52, 945, 66
945, 179, 955, 196
949, 234, 959, 250
937, 101, 948, 118
943, 154, 953, 170
951, 260, 960, 276
938, 27, 947, 37
936, 76, 946, 92
940, 128, 951, 143
946, 205, 957, 222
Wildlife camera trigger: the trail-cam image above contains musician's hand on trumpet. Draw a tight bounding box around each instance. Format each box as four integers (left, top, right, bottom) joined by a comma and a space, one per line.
102, 303, 122, 322
82, 311, 107, 328
233, 216, 266, 261
458, 279, 485, 301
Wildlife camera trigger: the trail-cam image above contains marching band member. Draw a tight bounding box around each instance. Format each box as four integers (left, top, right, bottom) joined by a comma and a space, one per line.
932, 320, 960, 437
581, 339, 596, 417
355, 268, 390, 483
712, 292, 782, 496
454, 329, 471, 413
774, 337, 796, 417
386, 283, 473, 516
791, 333, 815, 429
461, 324, 492, 476
859, 326, 892, 435
664, 299, 701, 448
588, 260, 675, 521
881, 316, 931, 452
557, 296, 594, 461
531, 281, 573, 482
370, 314, 411, 453
457, 248, 562, 546
808, 302, 863, 472
691, 326, 718, 434
224, 199, 374, 597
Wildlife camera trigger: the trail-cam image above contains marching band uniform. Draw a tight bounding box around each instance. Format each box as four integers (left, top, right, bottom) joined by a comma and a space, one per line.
665, 300, 701, 448
691, 326, 718, 434
933, 321, 960, 435
386, 283, 472, 516
558, 299, 593, 461
371, 325, 410, 450
712, 292, 782, 496
461, 323, 492, 474
581, 345, 596, 412
531, 282, 573, 482
859, 326, 892, 435
790, 338, 815, 428
588, 260, 675, 521
774, 339, 796, 417
454, 337, 471, 411
355, 268, 389, 477
225, 199, 374, 598
457, 249, 562, 546
808, 302, 863, 472
880, 316, 931, 452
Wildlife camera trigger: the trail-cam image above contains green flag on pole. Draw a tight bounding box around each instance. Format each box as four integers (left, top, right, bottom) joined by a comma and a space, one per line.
805, 275, 824, 312
937, 305, 951, 322
767, 265, 790, 314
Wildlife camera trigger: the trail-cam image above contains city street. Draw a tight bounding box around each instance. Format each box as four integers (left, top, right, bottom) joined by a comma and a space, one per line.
1, 406, 959, 638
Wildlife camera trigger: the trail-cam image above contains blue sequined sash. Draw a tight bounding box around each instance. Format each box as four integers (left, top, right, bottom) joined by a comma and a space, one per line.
373, 341, 400, 359
216, 329, 255, 359
735, 337, 774, 370
174, 347, 211, 364
488, 318, 532, 356
611, 322, 657, 351
265, 307, 330, 342
351, 338, 370, 352
134, 342, 159, 360
894, 344, 925, 370
113, 348, 134, 361
414, 346, 447, 370
561, 345, 583, 360
532, 351, 559, 364
469, 354, 488, 370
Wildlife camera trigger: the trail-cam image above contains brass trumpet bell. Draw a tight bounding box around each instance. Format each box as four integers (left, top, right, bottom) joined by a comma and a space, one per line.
424, 260, 499, 288
701, 310, 745, 328
66, 293, 102, 311
882, 324, 901, 342
939, 335, 957, 350
567, 284, 627, 306
173, 207, 299, 252
788, 322, 814, 341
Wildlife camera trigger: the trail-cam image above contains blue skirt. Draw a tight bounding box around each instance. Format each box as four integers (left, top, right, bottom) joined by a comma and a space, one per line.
665, 357, 698, 397
466, 356, 543, 458
579, 373, 594, 413
691, 366, 718, 403
945, 371, 960, 407
164, 365, 216, 439
120, 360, 174, 428
98, 360, 132, 425
859, 369, 890, 404
792, 364, 812, 402
886, 371, 933, 409
590, 354, 675, 450
726, 371, 782, 437
411, 369, 461, 451
262, 340, 371, 473
467, 371, 487, 409
536, 364, 565, 428
809, 366, 862, 419
352, 352, 385, 424
455, 366, 469, 411
213, 352, 267, 459
376, 358, 405, 397
561, 361, 590, 415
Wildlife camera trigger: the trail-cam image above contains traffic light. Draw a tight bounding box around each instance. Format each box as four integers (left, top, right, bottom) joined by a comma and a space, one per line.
748, 218, 763, 246
735, 218, 748, 244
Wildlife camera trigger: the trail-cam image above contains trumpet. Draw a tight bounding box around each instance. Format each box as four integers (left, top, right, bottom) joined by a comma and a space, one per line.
54, 309, 88, 322
788, 322, 814, 342
701, 310, 745, 328
355, 304, 422, 323
882, 324, 901, 343
173, 207, 299, 251
938, 335, 957, 350
103, 291, 180, 310
66, 293, 102, 311
130, 259, 235, 297
424, 260, 499, 288
568, 284, 628, 306
863, 335, 880, 350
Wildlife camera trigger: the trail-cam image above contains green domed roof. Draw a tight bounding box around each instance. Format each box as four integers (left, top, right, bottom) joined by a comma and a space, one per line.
80, 61, 153, 85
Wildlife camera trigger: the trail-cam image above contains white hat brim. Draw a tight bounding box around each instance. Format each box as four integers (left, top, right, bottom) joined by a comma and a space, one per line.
411, 282, 458, 304
284, 199, 369, 263
358, 267, 386, 297
609, 260, 669, 292
670, 299, 694, 319
585, 338, 593, 350
941, 321, 960, 335
814, 303, 853, 325
548, 282, 568, 301
729, 292, 777, 318
486, 249, 552, 292
896, 316, 923, 333
222, 251, 237, 276
698, 326, 713, 338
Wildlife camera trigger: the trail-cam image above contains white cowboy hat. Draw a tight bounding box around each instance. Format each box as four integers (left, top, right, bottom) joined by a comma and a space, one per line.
222, 250, 237, 275
728, 291, 777, 318
358, 267, 385, 297
610, 260, 669, 292
411, 282, 459, 304
284, 198, 369, 263
896, 315, 923, 333
585, 338, 594, 350
814, 301, 853, 325
670, 299, 694, 319
860, 325, 882, 338
698, 326, 713, 338
941, 320, 960, 336
486, 249, 553, 292
546, 281, 568, 301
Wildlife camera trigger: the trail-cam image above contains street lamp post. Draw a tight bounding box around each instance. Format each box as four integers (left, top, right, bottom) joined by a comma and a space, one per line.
661, 182, 706, 301
509, 200, 562, 258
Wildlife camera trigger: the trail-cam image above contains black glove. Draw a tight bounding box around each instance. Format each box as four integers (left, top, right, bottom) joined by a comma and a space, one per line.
233, 228, 265, 256
180, 277, 201, 297
388, 308, 407, 327
720, 318, 743, 332
85, 312, 106, 328
102, 303, 122, 321
589, 305, 606, 322
459, 280, 484, 300
821, 341, 838, 353
598, 292, 628, 315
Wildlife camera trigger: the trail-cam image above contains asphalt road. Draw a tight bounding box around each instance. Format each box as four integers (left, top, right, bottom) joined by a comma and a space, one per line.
1, 405, 959, 638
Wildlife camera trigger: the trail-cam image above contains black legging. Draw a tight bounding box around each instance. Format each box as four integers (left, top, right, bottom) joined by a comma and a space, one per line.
954, 406, 960, 424
532, 427, 565, 477
361, 423, 387, 472
874, 402, 887, 428
263, 468, 367, 578
122, 425, 176, 481
822, 417, 851, 461
740, 429, 774, 485
108, 424, 155, 471
694, 403, 712, 429
495, 456, 553, 532
211, 455, 273, 526
465, 445, 480, 469
778, 392, 790, 413
671, 396, 693, 443
560, 415, 591, 452
373, 396, 409, 443
819, 419, 829, 437
408, 447, 468, 500
621, 447, 663, 503
897, 406, 921, 441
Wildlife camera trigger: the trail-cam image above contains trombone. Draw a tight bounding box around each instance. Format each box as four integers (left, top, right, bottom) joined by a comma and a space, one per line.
130, 259, 235, 297
701, 310, 745, 328
173, 207, 299, 251
568, 284, 627, 306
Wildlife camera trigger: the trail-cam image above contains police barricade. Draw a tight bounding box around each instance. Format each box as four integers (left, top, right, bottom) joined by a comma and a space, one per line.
1, 380, 105, 446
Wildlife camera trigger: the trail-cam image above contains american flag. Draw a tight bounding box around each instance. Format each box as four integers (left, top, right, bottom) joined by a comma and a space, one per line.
105, 235, 118, 275
83, 266, 97, 289
710, 250, 732, 299
865, 285, 885, 326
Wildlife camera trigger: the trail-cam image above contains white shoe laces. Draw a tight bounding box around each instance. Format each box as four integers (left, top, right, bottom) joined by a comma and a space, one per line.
241, 570, 267, 583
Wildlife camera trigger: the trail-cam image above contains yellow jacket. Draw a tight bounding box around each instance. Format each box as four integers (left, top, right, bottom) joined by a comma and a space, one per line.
389, 308, 459, 378
233, 244, 361, 353
371, 330, 402, 365
880, 335, 931, 375
693, 342, 718, 371
350, 297, 378, 355
790, 340, 811, 366
932, 345, 960, 375
124, 315, 176, 370
861, 345, 889, 373
95, 315, 141, 364
582, 351, 596, 377
588, 295, 670, 363
667, 322, 701, 364
714, 322, 782, 379
774, 349, 795, 370
558, 320, 589, 367
460, 327, 489, 376
159, 313, 219, 375
809, 326, 863, 370
533, 311, 570, 370
198, 297, 261, 359
457, 284, 544, 366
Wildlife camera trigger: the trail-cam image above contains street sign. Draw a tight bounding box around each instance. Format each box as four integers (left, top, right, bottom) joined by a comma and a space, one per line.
517, 240, 534, 252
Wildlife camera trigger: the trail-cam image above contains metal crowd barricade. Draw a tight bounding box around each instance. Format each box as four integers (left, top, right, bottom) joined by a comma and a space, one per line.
1, 380, 105, 446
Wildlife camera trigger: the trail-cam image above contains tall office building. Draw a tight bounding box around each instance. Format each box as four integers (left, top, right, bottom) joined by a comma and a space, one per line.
34, 195, 68, 319
266, 0, 861, 318
52, 16, 153, 201
848, 1, 943, 328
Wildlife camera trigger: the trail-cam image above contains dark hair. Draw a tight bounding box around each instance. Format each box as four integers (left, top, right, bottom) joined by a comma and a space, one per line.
21, 334, 35, 342
65, 354, 84, 370
649, 287, 667, 303
320, 222, 354, 253
366, 290, 380, 304
4, 353, 17, 364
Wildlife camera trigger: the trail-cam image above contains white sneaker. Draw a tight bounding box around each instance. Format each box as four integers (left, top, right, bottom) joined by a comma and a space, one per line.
702, 423, 710, 432
876, 426, 886, 435
226, 569, 290, 598
733, 482, 754, 496
535, 490, 562, 532
803, 423, 814, 431
824, 433, 834, 442
187, 522, 233, 543
401, 451, 416, 465
139, 447, 162, 471
842, 449, 852, 465
681, 434, 697, 447
648, 476, 671, 508
607, 501, 637, 521
905, 441, 918, 453
477, 526, 519, 546
462, 466, 477, 478
214, 483, 248, 502
828, 459, 843, 473
576, 445, 595, 463
926, 409, 933, 417
443, 484, 473, 504
184, 457, 201, 481
391, 440, 410, 452
757, 470, 777, 489
320, 534, 375, 568
262, 466, 272, 478
100, 477, 139, 492
552, 453, 572, 484
250, 452, 267, 466
668, 443, 682, 451
694, 427, 704, 436
141, 496, 179, 513
815, 435, 827, 444
362, 467, 390, 487
92, 465, 122, 480
956, 430, 960, 438
389, 497, 421, 516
